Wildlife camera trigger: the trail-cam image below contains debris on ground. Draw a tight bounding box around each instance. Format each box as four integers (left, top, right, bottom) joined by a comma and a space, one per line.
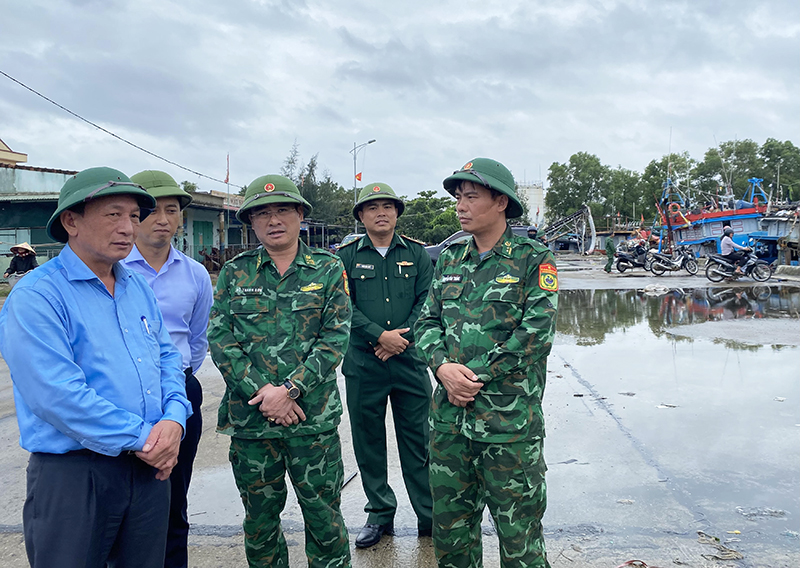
697, 530, 744, 560
619, 392, 636, 396
736, 506, 787, 519
617, 499, 635, 505
656, 403, 678, 408
615, 560, 662, 568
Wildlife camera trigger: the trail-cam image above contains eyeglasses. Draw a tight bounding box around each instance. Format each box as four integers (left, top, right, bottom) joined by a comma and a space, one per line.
250, 206, 297, 220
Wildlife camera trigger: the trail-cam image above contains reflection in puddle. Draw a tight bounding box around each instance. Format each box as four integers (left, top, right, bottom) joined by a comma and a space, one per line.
557, 285, 800, 348
551, 284, 799, 549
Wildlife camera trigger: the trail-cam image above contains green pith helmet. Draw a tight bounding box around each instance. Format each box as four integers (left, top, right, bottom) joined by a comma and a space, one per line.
47, 167, 157, 243
442, 157, 523, 218
236, 174, 312, 224
130, 170, 193, 210
352, 182, 405, 221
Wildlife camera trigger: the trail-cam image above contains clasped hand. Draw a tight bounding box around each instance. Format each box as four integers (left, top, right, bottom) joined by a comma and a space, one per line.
249, 383, 306, 427
136, 419, 184, 481
436, 363, 484, 407
374, 328, 411, 361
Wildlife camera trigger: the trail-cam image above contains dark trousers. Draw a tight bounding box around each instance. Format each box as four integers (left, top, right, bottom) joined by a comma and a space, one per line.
345, 349, 433, 529
164, 370, 203, 568
24, 450, 170, 568
724, 251, 746, 268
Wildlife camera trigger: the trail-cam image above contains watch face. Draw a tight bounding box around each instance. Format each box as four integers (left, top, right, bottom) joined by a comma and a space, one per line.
288, 387, 300, 400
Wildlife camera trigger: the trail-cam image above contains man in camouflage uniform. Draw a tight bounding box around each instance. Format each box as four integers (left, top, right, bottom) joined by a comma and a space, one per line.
415, 158, 559, 568
208, 175, 352, 568
337, 183, 434, 548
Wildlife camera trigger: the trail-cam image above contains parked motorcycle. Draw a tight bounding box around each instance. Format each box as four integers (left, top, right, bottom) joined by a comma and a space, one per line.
705, 248, 771, 282
650, 245, 699, 276
615, 244, 653, 272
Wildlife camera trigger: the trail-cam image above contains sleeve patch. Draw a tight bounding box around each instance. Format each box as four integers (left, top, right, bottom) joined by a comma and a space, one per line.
538, 263, 558, 291
342, 270, 350, 296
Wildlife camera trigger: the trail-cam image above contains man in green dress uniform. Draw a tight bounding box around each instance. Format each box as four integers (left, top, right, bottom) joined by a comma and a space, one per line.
338, 183, 434, 548
415, 158, 559, 568
208, 175, 352, 568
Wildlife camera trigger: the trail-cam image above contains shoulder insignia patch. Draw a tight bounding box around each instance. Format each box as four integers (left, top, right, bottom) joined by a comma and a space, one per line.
495, 272, 520, 284
342, 270, 350, 295
401, 234, 425, 246
337, 236, 361, 249
300, 282, 323, 292
538, 263, 558, 291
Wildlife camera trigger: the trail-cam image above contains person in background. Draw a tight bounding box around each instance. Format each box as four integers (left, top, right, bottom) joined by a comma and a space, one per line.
121, 170, 213, 568
4, 241, 38, 281
720, 226, 750, 275
0, 167, 191, 568
604, 235, 616, 273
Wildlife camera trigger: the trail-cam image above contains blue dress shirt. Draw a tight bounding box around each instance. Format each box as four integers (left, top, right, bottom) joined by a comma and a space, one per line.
0, 244, 191, 456
122, 245, 213, 373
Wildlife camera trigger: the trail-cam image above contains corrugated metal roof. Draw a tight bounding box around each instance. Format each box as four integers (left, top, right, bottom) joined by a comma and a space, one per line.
0, 193, 59, 202
0, 163, 78, 175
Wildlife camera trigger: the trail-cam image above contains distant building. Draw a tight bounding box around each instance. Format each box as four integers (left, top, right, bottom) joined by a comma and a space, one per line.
517, 181, 545, 225
0, 139, 246, 275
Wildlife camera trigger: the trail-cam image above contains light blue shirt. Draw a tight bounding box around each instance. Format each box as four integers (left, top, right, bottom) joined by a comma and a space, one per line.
122, 245, 213, 373
0, 244, 191, 456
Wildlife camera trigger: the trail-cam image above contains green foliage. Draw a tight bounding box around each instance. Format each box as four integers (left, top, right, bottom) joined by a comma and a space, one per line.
395, 190, 459, 244
180, 181, 198, 193
759, 138, 800, 201
545, 152, 610, 221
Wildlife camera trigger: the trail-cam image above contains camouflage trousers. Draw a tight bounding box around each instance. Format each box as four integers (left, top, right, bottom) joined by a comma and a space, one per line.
229, 431, 351, 568
430, 430, 550, 568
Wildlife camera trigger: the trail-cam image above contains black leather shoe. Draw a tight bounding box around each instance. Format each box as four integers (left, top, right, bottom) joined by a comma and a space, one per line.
355, 522, 394, 548
418, 527, 432, 538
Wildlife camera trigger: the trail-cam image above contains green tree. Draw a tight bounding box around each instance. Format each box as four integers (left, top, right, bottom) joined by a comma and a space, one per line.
692, 139, 761, 199
180, 181, 198, 193
396, 190, 457, 243
759, 138, 800, 201
545, 152, 610, 221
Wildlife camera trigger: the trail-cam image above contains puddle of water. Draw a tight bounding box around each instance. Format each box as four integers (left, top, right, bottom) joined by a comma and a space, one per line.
552, 285, 800, 546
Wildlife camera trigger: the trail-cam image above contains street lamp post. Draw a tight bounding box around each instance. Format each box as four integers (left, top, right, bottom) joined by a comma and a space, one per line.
350, 139, 376, 233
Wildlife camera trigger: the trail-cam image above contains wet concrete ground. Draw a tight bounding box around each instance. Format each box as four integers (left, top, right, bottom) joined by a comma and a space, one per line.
0, 256, 798, 567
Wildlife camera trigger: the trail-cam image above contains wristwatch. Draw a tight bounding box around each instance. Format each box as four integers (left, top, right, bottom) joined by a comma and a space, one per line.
283, 380, 301, 400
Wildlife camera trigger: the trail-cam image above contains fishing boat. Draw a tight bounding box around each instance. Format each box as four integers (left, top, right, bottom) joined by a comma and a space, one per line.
655, 177, 777, 262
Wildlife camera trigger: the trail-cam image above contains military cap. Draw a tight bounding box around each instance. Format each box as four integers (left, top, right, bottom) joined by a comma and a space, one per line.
352, 182, 405, 220
236, 174, 312, 224
443, 157, 523, 218
47, 167, 156, 243
130, 170, 193, 209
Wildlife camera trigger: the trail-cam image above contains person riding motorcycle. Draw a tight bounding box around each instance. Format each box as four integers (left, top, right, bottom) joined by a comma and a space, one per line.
720, 227, 750, 275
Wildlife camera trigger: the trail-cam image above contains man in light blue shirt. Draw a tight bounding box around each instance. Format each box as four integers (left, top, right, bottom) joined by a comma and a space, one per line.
122, 170, 213, 568
0, 167, 191, 568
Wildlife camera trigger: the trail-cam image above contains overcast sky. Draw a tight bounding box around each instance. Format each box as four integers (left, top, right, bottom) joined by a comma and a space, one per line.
1, 0, 798, 200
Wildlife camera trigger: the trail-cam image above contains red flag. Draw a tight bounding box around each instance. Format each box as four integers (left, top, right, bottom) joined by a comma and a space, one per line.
355, 172, 362, 181
640, 213, 644, 224
224, 154, 229, 184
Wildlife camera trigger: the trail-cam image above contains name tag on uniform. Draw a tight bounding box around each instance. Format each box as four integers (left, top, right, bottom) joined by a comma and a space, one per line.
443, 274, 462, 283
300, 283, 324, 292
356, 263, 374, 270
236, 286, 263, 295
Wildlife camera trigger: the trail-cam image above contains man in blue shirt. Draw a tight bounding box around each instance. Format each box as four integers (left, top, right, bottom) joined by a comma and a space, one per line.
0, 167, 191, 568
122, 170, 213, 568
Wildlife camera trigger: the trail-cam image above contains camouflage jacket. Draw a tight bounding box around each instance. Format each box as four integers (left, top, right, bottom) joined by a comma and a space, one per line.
414, 225, 558, 443
209, 240, 352, 439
